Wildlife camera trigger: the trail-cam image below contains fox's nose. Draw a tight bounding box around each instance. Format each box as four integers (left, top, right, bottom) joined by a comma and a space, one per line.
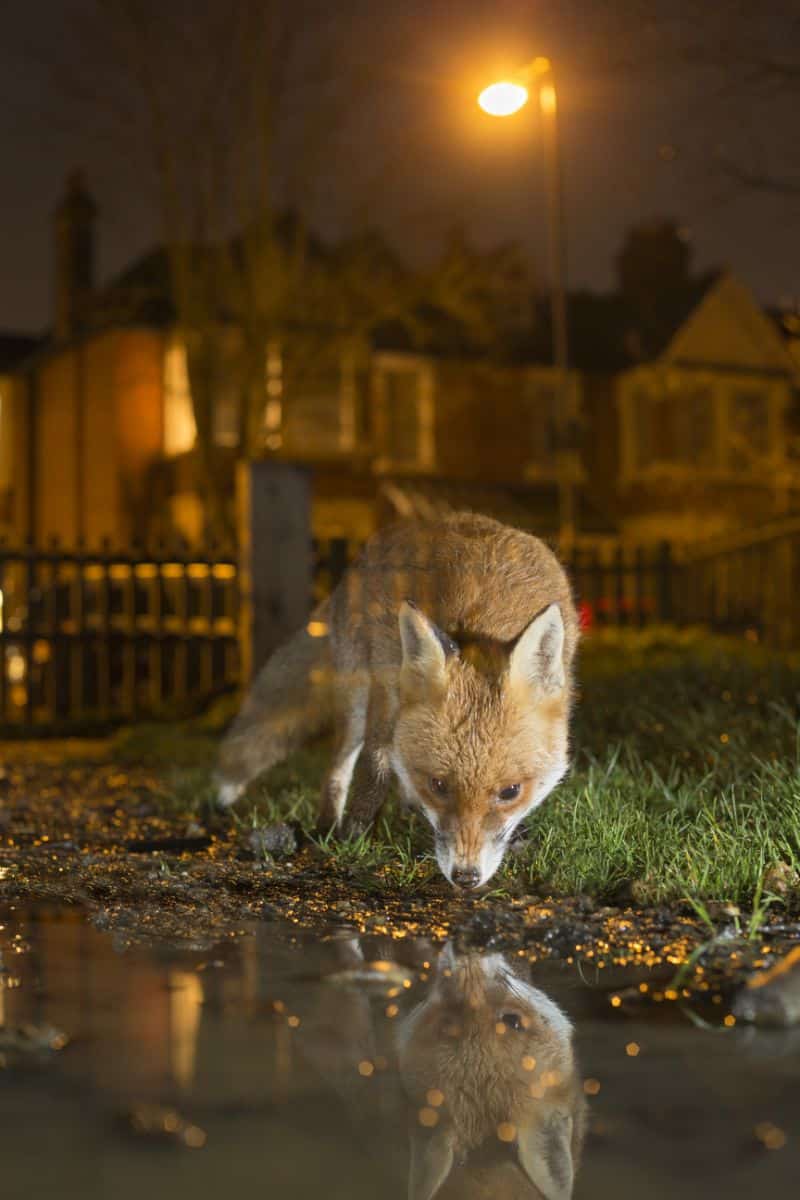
452, 867, 481, 890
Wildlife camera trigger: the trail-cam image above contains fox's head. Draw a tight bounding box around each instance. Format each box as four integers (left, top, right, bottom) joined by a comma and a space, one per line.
391, 601, 571, 889
398, 946, 585, 1200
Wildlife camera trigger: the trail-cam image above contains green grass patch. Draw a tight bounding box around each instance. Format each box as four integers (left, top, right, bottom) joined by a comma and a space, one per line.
124, 629, 800, 906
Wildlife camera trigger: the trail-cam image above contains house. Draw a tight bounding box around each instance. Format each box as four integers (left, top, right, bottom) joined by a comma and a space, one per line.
615, 273, 800, 542
3, 174, 587, 548
4, 175, 799, 553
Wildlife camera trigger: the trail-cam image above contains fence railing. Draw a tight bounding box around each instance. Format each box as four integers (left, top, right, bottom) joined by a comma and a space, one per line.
679, 518, 800, 645
0, 539, 239, 730
1, 515, 795, 731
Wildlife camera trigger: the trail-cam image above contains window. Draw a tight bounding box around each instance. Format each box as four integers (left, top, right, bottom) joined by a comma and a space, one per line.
729, 389, 768, 471
526, 383, 558, 466
163, 337, 241, 455
281, 348, 354, 455
630, 381, 714, 471
163, 341, 196, 456
212, 378, 240, 448
675, 385, 714, 467
633, 384, 657, 468
375, 356, 435, 470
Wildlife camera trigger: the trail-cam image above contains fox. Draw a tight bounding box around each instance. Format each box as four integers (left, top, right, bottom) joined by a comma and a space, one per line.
397, 945, 586, 1200
295, 939, 585, 1199
215, 512, 579, 888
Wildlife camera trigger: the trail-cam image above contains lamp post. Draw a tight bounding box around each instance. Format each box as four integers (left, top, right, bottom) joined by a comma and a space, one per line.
478, 60, 577, 550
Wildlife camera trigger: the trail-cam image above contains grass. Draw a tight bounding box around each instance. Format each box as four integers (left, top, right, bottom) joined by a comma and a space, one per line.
115, 627, 800, 906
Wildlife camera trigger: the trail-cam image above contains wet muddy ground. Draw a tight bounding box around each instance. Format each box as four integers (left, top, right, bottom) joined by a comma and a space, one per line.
1, 752, 799, 1001
3, 750, 800, 1197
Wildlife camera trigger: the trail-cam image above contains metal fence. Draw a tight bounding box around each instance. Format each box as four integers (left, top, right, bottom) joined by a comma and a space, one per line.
0, 539, 239, 730
563, 542, 676, 628
679, 513, 800, 645
0, 518, 793, 732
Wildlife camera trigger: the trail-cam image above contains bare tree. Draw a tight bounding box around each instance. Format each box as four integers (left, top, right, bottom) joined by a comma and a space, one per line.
48, 0, 533, 539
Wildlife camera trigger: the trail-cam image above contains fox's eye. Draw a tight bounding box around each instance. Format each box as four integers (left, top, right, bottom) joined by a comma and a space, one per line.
499, 1011, 524, 1031
497, 784, 521, 802
430, 776, 448, 796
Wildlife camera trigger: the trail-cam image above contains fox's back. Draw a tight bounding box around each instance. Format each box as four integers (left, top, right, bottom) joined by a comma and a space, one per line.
332, 513, 578, 669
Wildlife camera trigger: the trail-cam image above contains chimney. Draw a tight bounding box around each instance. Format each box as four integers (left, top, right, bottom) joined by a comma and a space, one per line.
54, 170, 96, 342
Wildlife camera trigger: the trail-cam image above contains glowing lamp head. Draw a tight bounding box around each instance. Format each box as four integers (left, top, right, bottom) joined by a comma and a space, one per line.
477, 81, 529, 117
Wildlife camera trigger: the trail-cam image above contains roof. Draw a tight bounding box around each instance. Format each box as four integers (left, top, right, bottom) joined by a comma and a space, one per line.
515, 275, 722, 373
0, 332, 43, 372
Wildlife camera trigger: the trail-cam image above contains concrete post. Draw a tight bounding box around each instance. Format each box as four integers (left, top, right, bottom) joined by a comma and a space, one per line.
236, 460, 312, 681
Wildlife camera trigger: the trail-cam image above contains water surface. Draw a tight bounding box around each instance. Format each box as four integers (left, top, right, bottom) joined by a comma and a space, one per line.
1, 905, 798, 1198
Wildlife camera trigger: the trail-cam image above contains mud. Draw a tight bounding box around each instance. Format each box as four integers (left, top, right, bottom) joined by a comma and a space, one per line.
2, 754, 799, 1009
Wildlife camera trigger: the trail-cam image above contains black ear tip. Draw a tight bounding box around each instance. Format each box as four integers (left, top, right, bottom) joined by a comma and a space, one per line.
405, 598, 419, 611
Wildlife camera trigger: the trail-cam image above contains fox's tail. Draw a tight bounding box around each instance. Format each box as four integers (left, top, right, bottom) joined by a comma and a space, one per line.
214, 603, 334, 806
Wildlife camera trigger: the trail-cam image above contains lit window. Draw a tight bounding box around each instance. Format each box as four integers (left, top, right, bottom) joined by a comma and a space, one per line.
163, 341, 196, 456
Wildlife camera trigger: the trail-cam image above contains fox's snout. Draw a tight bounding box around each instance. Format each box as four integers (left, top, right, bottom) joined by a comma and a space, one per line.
434, 821, 511, 891
450, 865, 481, 890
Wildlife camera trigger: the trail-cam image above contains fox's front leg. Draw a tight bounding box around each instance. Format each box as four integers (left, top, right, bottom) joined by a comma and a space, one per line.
340, 741, 392, 838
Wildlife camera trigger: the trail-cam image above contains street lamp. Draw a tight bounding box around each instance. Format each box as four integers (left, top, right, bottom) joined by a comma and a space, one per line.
478, 58, 576, 550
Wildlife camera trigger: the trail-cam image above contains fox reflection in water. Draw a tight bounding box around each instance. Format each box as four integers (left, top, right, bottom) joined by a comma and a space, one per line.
305, 943, 586, 1200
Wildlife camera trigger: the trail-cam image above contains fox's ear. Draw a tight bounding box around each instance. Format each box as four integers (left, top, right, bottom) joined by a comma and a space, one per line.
508, 603, 565, 694
408, 1126, 455, 1200
399, 602, 457, 697
517, 1112, 574, 1200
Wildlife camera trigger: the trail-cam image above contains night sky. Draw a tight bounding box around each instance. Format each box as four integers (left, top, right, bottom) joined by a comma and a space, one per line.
2, 0, 798, 334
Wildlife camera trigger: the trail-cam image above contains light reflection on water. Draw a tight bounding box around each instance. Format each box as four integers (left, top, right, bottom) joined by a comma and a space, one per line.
1, 906, 799, 1199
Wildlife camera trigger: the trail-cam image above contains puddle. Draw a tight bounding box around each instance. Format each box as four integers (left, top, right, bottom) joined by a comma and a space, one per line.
1, 905, 799, 1199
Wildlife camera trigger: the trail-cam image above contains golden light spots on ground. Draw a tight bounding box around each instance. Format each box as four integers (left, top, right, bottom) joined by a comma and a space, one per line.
610, 994, 622, 1008
497, 1122, 517, 1143
755, 1122, 786, 1150
385, 1004, 399, 1018
723, 1014, 736, 1028
306, 621, 328, 637
626, 1042, 641, 1057
418, 1107, 439, 1128
287, 1015, 300, 1028
426, 1089, 445, 1108
358, 1060, 374, 1077
521, 1055, 536, 1072
272, 1000, 286, 1013
583, 1079, 601, 1096
720, 732, 729, 744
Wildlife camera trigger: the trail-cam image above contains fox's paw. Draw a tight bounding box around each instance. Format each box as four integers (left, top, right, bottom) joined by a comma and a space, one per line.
338, 813, 373, 842
214, 776, 244, 810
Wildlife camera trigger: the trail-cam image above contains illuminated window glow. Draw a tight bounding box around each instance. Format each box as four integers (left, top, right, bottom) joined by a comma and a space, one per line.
163, 341, 197, 456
